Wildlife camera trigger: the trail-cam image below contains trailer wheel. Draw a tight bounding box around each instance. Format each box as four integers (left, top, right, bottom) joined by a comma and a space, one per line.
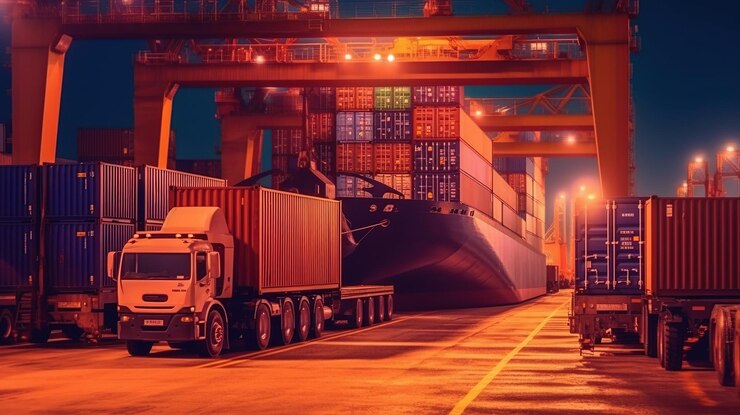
734, 319, 740, 390
29, 326, 50, 344
296, 298, 310, 343
127, 340, 153, 356
311, 298, 325, 339
657, 315, 666, 368
252, 303, 271, 350
274, 299, 295, 346
376, 295, 386, 323
712, 308, 735, 386
0, 309, 14, 344
644, 312, 658, 358
365, 297, 375, 326
62, 326, 85, 341
385, 295, 394, 321
663, 320, 685, 371
349, 298, 363, 329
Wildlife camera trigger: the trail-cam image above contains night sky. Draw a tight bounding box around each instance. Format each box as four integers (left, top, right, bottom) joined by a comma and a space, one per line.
2, 1, 740, 206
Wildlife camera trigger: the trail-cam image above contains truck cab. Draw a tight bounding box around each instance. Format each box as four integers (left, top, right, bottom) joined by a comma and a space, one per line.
108, 207, 234, 357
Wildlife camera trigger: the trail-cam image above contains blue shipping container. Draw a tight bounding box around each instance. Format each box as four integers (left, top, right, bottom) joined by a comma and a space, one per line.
574, 198, 646, 295
0, 165, 39, 221
336, 112, 374, 142
0, 222, 38, 290
413, 173, 460, 202
374, 111, 412, 141
336, 174, 374, 198
412, 86, 463, 105
493, 157, 534, 176
44, 162, 137, 221
44, 221, 135, 291
139, 166, 226, 223
413, 141, 459, 172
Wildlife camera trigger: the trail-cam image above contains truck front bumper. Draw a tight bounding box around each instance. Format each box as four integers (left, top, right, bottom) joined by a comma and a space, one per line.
119, 313, 199, 342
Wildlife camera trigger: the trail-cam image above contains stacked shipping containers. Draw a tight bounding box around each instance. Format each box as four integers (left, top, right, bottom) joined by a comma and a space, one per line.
494, 156, 547, 244
77, 128, 176, 169
175, 159, 222, 179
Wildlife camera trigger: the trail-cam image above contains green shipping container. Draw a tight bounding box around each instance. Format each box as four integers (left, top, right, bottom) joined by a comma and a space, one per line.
374, 87, 411, 110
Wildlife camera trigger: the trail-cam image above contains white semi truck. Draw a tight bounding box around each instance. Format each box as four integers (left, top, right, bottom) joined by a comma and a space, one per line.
108, 186, 393, 357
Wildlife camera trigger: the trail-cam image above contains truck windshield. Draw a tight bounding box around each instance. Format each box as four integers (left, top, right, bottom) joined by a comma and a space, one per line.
121, 253, 190, 280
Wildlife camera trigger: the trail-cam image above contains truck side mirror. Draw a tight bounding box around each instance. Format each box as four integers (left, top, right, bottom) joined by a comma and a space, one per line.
107, 251, 121, 281
207, 252, 221, 279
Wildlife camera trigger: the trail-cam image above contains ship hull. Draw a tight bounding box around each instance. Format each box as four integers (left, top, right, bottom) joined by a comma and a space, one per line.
341, 198, 546, 310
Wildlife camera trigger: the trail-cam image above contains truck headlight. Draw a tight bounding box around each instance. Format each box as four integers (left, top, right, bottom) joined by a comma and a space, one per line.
180, 316, 194, 323
120, 315, 133, 322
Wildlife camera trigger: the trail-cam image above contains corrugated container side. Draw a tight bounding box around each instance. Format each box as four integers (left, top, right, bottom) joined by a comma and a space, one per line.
305, 87, 335, 111
272, 129, 304, 155
171, 187, 341, 293
413, 86, 463, 105
141, 221, 164, 232
336, 175, 373, 198
140, 166, 227, 223
336, 143, 373, 173
413, 173, 459, 202
373, 143, 411, 173
373, 174, 412, 199
313, 142, 336, 177
492, 196, 504, 223
492, 171, 517, 210
175, 160, 222, 179
646, 198, 740, 297
458, 141, 492, 190
44, 163, 137, 221
336, 87, 374, 111
413, 141, 459, 172
0, 222, 38, 290
336, 112, 374, 143
307, 112, 335, 142
0, 165, 39, 221
502, 204, 524, 236
374, 111, 412, 141
44, 221, 135, 291
460, 173, 493, 217
77, 128, 134, 161
413, 86, 436, 105
458, 109, 493, 164
493, 157, 535, 176
272, 154, 299, 176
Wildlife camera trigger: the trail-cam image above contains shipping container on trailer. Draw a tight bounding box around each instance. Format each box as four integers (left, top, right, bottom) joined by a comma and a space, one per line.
641, 197, 740, 372
374, 143, 411, 173
0, 165, 39, 221
374, 111, 412, 141
0, 222, 37, 291
43, 162, 137, 221
336, 143, 373, 173
336, 112, 374, 143
336, 87, 374, 111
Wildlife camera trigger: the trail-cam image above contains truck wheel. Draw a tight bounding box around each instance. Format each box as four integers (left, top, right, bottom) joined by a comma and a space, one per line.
657, 315, 666, 368
365, 297, 375, 326
311, 298, 324, 339
62, 326, 85, 340
29, 326, 51, 344
644, 313, 658, 358
127, 340, 153, 356
734, 319, 740, 390
296, 298, 310, 343
385, 295, 394, 321
252, 303, 271, 350
198, 310, 226, 358
713, 308, 735, 386
0, 309, 14, 344
349, 298, 363, 329
275, 299, 295, 346
376, 296, 386, 323
664, 321, 685, 371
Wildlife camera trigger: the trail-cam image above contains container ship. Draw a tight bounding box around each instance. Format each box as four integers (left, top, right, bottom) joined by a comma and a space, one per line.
273, 86, 547, 310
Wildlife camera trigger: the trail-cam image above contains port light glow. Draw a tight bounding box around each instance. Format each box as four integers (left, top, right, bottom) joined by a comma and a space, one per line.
373, 53, 382, 61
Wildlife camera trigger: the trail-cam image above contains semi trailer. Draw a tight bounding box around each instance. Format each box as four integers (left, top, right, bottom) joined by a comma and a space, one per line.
110, 186, 394, 357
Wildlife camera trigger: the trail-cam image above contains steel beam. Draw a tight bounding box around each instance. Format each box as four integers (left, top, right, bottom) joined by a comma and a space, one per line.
475, 114, 592, 132
133, 80, 178, 168
135, 60, 588, 87
492, 141, 596, 157
221, 115, 265, 184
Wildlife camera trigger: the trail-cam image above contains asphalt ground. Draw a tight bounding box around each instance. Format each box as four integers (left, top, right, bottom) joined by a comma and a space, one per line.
1, 290, 738, 414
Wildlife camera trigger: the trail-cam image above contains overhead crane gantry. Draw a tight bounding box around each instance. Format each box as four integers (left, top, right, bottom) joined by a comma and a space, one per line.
10, 1, 636, 197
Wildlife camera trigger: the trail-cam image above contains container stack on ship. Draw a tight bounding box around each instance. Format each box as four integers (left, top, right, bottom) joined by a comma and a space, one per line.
289, 85, 546, 310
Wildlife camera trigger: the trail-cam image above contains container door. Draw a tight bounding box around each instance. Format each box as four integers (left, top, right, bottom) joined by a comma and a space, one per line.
610, 200, 644, 292
576, 200, 609, 291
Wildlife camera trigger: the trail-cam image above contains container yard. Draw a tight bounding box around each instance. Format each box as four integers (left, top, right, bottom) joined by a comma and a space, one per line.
2, 1, 740, 414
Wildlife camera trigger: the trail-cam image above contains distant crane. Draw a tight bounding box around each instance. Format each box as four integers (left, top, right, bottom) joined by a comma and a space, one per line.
677, 146, 739, 197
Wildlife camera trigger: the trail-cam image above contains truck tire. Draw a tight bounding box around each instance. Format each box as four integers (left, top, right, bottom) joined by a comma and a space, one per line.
385, 295, 394, 321
376, 295, 386, 323
311, 298, 325, 339
62, 325, 85, 340
365, 297, 375, 327
29, 326, 51, 344
644, 313, 658, 358
274, 299, 295, 346
349, 298, 363, 329
657, 315, 666, 368
296, 298, 310, 343
252, 303, 271, 350
127, 340, 154, 356
712, 308, 735, 386
198, 310, 226, 358
0, 309, 14, 344
664, 321, 685, 371
734, 318, 740, 390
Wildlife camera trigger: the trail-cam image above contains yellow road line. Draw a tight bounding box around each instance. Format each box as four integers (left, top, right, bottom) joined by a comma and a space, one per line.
679, 370, 718, 407
198, 315, 417, 369
449, 299, 569, 415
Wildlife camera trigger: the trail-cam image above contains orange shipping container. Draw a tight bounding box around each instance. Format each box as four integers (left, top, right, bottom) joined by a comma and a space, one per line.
413, 106, 492, 164
336, 143, 373, 173
374, 173, 412, 199
374, 143, 411, 173
336, 87, 374, 111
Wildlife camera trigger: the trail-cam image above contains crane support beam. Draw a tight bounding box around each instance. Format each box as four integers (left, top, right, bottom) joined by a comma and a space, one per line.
475, 114, 593, 131
60, 13, 627, 40
492, 141, 596, 157
134, 60, 588, 87
11, 19, 69, 165
220, 116, 265, 184
133, 80, 178, 168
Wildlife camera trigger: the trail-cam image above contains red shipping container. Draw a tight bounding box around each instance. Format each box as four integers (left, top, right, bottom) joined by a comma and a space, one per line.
171, 187, 341, 294
336, 87, 374, 111
374, 143, 411, 173
272, 128, 303, 155
413, 106, 460, 139
336, 143, 373, 173
307, 112, 335, 142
